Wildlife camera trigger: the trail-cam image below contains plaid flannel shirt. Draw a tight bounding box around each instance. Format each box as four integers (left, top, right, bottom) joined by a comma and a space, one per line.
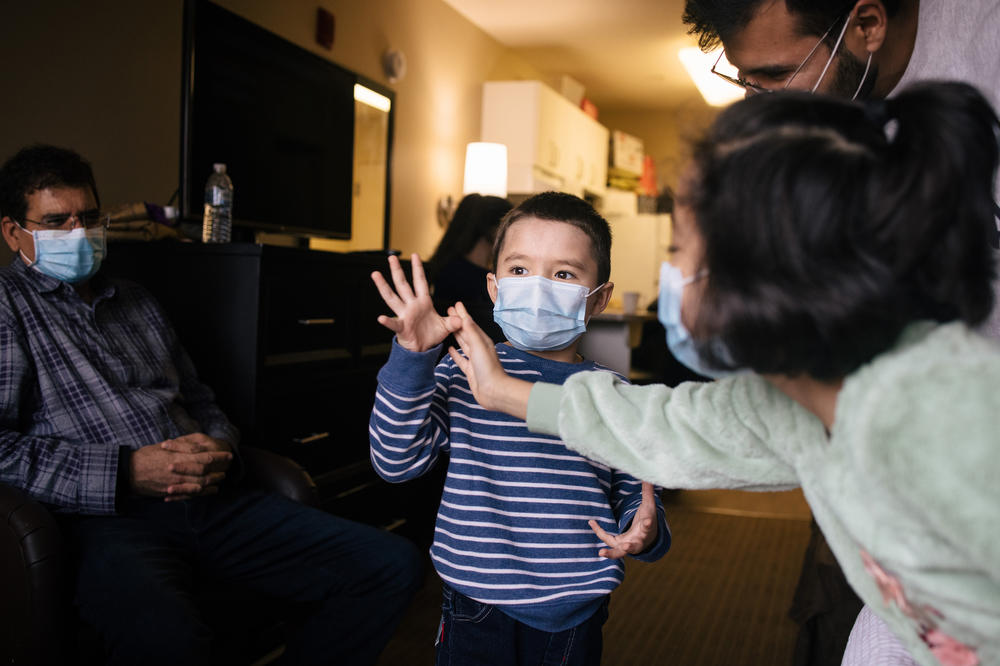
0, 258, 239, 515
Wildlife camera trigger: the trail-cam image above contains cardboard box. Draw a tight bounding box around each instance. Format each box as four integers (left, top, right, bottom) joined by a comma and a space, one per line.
610, 130, 644, 177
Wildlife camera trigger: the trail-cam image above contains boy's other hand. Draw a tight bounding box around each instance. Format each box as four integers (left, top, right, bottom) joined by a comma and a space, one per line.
370, 253, 461, 352
449, 301, 531, 420
590, 482, 659, 559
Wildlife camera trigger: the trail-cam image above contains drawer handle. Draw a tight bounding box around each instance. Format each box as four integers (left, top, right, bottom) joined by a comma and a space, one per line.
291, 431, 330, 444
297, 318, 336, 326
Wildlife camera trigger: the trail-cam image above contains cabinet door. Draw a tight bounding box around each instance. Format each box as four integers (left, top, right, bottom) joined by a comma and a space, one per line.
482, 80, 609, 196
536, 83, 569, 179
585, 118, 610, 194
482, 81, 544, 193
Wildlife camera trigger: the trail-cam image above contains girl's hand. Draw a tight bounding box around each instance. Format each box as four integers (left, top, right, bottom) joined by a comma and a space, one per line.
370, 254, 460, 353
449, 301, 532, 420
590, 482, 659, 559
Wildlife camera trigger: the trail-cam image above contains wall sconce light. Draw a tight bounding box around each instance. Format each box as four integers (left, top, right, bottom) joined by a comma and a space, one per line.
438, 142, 508, 226
678, 47, 744, 107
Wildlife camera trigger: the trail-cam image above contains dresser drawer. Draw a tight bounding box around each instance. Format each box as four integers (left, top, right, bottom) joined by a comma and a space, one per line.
256, 363, 379, 473
260, 255, 355, 360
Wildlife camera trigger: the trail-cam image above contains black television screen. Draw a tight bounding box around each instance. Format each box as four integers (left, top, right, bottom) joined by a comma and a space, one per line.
180, 0, 379, 239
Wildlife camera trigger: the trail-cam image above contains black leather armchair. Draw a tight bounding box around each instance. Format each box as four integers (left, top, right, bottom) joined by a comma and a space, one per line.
0, 446, 317, 665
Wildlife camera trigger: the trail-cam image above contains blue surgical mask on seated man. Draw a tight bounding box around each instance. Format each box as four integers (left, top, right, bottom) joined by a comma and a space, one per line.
19, 225, 107, 284
493, 275, 605, 351
657, 260, 741, 379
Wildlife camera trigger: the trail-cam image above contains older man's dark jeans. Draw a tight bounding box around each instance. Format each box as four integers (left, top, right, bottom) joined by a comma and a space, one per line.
59, 490, 422, 666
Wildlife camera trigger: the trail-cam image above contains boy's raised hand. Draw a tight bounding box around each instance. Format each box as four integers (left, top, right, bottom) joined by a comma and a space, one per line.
449, 301, 532, 420
371, 253, 460, 352
590, 482, 659, 559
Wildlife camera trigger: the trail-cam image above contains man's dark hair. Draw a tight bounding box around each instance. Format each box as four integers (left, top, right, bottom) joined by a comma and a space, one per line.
687, 82, 998, 380
428, 194, 513, 281
0, 145, 100, 222
492, 191, 613, 285
682, 0, 901, 51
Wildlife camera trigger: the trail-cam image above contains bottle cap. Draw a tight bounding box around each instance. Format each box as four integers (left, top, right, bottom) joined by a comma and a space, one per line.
213, 163, 227, 173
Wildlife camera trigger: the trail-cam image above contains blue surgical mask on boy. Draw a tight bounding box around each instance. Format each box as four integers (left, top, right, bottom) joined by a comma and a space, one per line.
492, 275, 605, 352
19, 224, 106, 284
657, 261, 740, 379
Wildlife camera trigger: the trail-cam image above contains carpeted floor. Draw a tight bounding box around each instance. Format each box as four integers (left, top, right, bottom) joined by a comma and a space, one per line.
377, 490, 812, 665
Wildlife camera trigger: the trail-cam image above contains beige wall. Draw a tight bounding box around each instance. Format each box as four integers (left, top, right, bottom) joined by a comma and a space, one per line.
0, 0, 543, 260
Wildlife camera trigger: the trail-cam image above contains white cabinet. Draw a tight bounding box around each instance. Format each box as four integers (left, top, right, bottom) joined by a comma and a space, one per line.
481, 81, 609, 197
606, 213, 672, 308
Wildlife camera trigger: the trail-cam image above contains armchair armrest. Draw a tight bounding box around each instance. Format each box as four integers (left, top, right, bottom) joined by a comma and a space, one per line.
0, 482, 69, 665
240, 446, 319, 507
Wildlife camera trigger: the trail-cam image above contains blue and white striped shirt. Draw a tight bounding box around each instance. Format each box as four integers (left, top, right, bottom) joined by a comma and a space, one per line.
0, 259, 239, 515
370, 340, 670, 632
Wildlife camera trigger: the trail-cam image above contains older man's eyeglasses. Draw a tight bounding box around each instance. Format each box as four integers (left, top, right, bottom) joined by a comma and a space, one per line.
16, 209, 110, 231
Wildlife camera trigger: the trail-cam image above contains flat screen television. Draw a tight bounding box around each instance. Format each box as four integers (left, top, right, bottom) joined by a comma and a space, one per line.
179, 0, 392, 239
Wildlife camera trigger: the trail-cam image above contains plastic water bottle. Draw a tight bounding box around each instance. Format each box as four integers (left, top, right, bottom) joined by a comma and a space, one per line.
202, 163, 233, 243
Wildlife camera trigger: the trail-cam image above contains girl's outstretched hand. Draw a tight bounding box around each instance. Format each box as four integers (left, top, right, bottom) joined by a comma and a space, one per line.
370, 253, 460, 353
449, 301, 531, 420
590, 482, 659, 559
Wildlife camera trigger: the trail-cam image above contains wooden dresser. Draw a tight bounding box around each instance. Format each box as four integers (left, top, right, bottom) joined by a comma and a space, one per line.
102, 241, 442, 540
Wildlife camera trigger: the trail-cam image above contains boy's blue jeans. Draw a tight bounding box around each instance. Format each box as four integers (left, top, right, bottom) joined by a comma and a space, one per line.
435, 583, 608, 666
60, 490, 423, 665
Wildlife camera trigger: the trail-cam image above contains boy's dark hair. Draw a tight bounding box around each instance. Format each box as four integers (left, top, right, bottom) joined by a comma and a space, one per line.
492, 191, 612, 285
428, 194, 512, 281
682, 0, 901, 52
688, 81, 998, 381
0, 145, 100, 222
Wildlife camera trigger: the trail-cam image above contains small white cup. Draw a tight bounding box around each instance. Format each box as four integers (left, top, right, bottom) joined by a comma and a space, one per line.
622, 291, 640, 314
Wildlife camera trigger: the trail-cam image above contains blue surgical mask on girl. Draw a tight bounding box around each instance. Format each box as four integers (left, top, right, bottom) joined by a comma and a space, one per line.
492, 275, 605, 352
18, 224, 106, 284
657, 261, 741, 379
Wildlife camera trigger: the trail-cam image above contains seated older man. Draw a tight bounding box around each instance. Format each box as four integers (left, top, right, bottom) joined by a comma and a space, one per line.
0, 144, 421, 666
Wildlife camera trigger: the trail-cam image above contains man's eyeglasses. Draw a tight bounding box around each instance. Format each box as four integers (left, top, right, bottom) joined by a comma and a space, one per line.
16, 209, 110, 231
710, 9, 851, 96
710, 51, 769, 95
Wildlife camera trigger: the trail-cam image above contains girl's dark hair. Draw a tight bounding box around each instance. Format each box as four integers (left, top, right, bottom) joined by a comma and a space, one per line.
0, 144, 100, 221
427, 194, 512, 281
492, 191, 613, 284
688, 81, 998, 380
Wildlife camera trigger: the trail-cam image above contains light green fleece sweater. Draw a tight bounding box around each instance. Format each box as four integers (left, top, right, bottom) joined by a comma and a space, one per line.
527, 322, 999, 665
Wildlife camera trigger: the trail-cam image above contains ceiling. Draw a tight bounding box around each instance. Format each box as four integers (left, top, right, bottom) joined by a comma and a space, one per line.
441, 0, 708, 112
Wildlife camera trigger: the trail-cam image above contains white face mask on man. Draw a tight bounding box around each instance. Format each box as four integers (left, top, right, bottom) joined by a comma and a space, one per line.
492, 275, 605, 352
18, 224, 106, 283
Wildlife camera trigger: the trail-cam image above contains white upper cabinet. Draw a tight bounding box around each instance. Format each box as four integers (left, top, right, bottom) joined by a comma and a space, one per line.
481, 81, 609, 197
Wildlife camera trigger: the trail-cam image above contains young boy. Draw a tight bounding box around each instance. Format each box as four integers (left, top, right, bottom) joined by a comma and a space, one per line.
369, 191, 670, 665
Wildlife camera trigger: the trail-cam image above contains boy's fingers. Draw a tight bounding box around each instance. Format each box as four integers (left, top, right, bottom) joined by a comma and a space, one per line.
388, 254, 415, 300
410, 253, 430, 298
371, 271, 404, 312
376, 314, 403, 334
588, 519, 617, 547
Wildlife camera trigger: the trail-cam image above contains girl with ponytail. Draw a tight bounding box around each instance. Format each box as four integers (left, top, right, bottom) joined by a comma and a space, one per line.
447, 82, 1000, 665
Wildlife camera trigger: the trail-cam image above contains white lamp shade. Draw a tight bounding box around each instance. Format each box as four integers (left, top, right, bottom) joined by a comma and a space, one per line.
463, 142, 508, 197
